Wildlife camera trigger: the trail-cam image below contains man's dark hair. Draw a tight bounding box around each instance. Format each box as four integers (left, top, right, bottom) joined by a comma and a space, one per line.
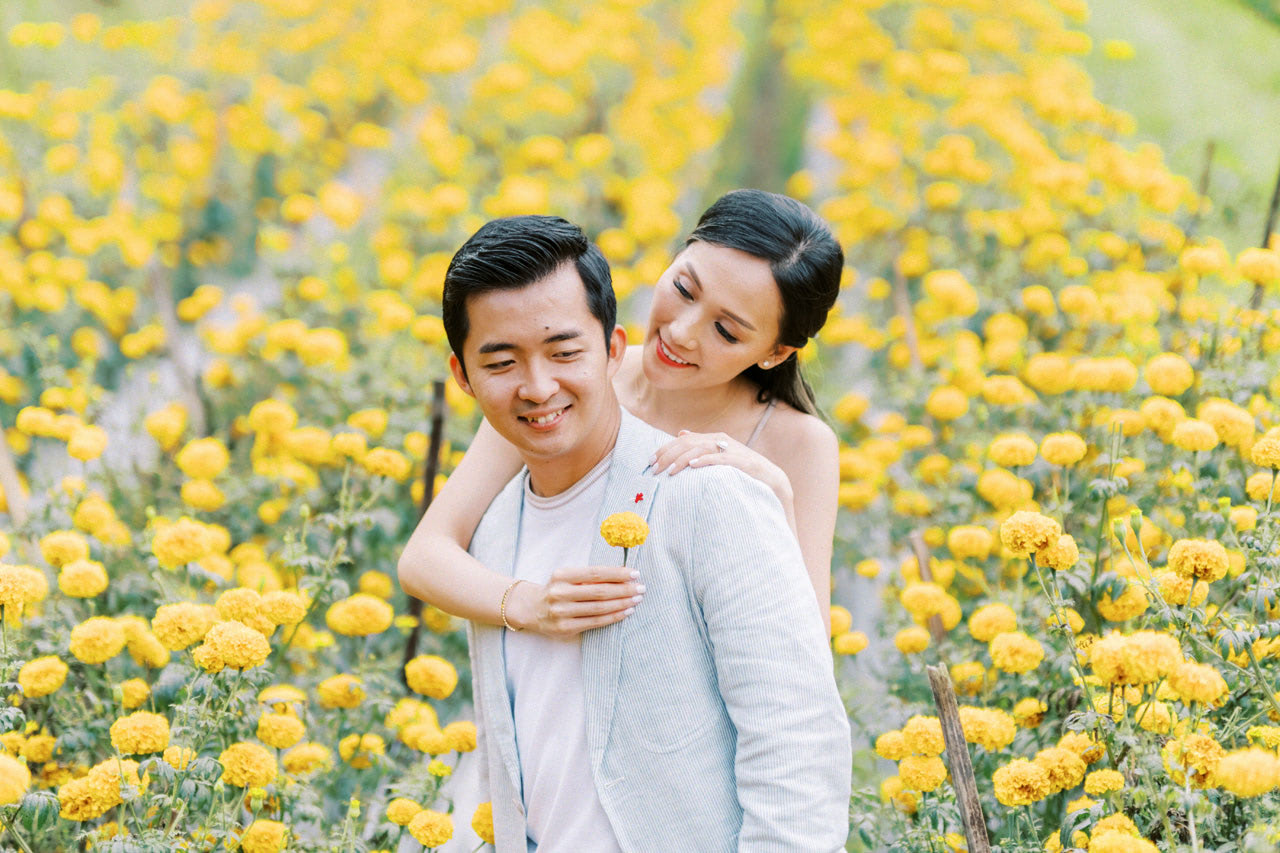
442, 215, 615, 373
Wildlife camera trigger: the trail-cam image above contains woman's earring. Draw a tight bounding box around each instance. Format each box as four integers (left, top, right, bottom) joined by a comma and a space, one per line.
762, 360, 771, 368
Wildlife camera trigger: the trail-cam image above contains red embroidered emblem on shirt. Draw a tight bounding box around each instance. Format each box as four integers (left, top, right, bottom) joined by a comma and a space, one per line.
634, 492, 644, 503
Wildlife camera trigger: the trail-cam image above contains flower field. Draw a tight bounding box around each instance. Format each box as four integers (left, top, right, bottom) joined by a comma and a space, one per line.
0, 0, 1278, 851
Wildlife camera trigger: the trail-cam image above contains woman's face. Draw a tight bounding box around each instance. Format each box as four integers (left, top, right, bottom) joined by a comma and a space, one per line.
642, 241, 792, 392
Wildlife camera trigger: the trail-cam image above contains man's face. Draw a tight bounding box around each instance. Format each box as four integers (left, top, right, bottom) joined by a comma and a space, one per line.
449, 263, 626, 491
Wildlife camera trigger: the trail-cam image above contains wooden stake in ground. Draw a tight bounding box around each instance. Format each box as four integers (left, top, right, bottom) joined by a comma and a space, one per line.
927, 663, 992, 853
1249, 152, 1280, 310
909, 531, 947, 646
401, 379, 447, 686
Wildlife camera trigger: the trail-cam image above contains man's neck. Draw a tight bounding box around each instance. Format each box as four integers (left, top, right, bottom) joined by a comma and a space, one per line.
525, 405, 623, 497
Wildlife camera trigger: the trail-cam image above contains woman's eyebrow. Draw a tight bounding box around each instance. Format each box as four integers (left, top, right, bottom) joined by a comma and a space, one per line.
686, 264, 757, 331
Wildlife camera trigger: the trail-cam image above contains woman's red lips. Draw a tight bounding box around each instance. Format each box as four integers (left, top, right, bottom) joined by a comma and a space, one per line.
656, 336, 695, 368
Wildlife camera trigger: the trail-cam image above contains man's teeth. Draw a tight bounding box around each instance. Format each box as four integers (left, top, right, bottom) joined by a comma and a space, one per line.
526, 409, 564, 424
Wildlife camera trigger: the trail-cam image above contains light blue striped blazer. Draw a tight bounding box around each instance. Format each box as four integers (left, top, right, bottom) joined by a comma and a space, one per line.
466, 408, 851, 852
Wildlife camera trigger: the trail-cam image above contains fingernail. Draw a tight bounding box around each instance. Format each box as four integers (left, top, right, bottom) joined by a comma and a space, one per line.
631, 594, 643, 603
635, 585, 647, 594
664, 464, 676, 475
623, 607, 635, 616
689, 457, 700, 466
629, 570, 640, 578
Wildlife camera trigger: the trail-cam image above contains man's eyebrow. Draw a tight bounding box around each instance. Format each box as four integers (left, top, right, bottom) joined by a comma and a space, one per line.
685, 263, 757, 332
476, 331, 582, 355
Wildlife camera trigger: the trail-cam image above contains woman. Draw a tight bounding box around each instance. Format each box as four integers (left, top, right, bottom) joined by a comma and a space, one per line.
398, 188, 843, 637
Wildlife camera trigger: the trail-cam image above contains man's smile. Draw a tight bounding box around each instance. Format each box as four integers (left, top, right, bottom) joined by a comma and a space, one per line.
518, 405, 571, 429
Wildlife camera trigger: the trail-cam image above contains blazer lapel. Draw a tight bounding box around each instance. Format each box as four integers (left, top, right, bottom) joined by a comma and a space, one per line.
581, 410, 661, 773
470, 472, 528, 802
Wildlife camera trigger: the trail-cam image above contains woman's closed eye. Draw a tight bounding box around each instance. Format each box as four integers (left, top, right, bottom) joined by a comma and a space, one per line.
673, 278, 693, 300
714, 322, 738, 343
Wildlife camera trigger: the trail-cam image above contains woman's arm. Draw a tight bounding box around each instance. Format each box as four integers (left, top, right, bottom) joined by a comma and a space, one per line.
652, 418, 839, 634
396, 418, 643, 636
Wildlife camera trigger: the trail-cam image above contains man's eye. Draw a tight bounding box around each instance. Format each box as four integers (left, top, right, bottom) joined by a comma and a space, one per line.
715, 323, 738, 344
554, 350, 583, 359
673, 279, 693, 300
483, 360, 513, 370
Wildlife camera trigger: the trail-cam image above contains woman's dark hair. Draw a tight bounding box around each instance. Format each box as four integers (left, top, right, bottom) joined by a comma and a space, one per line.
442, 215, 614, 375
684, 189, 843, 416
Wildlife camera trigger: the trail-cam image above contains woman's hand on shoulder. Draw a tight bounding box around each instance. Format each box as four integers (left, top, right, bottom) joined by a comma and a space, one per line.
651, 430, 792, 502
505, 565, 645, 640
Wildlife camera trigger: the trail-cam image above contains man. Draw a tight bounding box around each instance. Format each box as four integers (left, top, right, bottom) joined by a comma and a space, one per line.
441, 215, 851, 851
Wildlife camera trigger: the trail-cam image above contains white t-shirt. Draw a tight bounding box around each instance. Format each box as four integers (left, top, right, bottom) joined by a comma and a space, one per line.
504, 455, 624, 853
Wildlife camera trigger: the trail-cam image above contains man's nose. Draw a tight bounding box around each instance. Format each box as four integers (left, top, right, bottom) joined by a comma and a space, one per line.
518, 360, 559, 402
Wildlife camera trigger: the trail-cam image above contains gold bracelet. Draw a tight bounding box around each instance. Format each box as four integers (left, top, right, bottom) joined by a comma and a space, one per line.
500, 579, 526, 632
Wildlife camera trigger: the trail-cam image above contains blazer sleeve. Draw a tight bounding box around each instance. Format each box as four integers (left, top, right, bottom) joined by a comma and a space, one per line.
687, 467, 852, 852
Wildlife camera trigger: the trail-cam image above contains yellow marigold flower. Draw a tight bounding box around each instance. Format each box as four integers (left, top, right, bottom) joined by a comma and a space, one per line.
1214, 747, 1280, 798
0, 753, 31, 805
1140, 395, 1185, 438
159, 746, 193, 771
58, 559, 108, 598
833, 631, 869, 655
361, 447, 411, 480
1012, 698, 1046, 728
181, 478, 225, 511
144, 403, 186, 451
1024, 353, 1073, 395
1171, 418, 1218, 452
257, 713, 305, 750
899, 755, 948, 792
957, 706, 1016, 751
1251, 426, 1280, 469
262, 590, 306, 626
282, 742, 331, 776
899, 582, 948, 619
219, 742, 277, 787
152, 602, 216, 650
1168, 661, 1228, 706
1088, 831, 1158, 853
443, 720, 478, 753
599, 511, 649, 549
386, 797, 422, 826
357, 570, 394, 599
925, 385, 968, 420
1134, 699, 1174, 734
875, 731, 909, 761
922, 270, 978, 316
999, 511, 1061, 557
57, 757, 140, 821
951, 660, 985, 696
968, 603, 1017, 643
338, 733, 385, 769
1163, 733, 1224, 787
69, 616, 126, 664
1097, 582, 1150, 622
405, 655, 458, 700
204, 620, 271, 669
982, 375, 1035, 406
1040, 432, 1087, 466
216, 588, 274, 635
1144, 353, 1194, 396
317, 674, 365, 709
428, 758, 453, 777
1237, 247, 1280, 284
110, 711, 169, 755
1036, 534, 1079, 571
989, 631, 1044, 674
1247, 725, 1280, 750
880, 774, 918, 814
40, 530, 89, 568
240, 819, 288, 853
326, 593, 393, 636
902, 715, 944, 757
21, 733, 54, 764
471, 802, 495, 845
1198, 398, 1254, 448
19, 655, 68, 698
1084, 768, 1125, 796
408, 808, 453, 847
174, 437, 230, 479
992, 758, 1051, 806
1058, 731, 1105, 764
829, 605, 853, 637
66, 424, 107, 461
988, 433, 1037, 468
1247, 471, 1279, 502
895, 626, 930, 654
946, 525, 992, 560
152, 517, 214, 569
1167, 538, 1229, 582
1034, 746, 1087, 793
330, 431, 367, 461
119, 678, 150, 710
259, 684, 307, 713
247, 399, 297, 434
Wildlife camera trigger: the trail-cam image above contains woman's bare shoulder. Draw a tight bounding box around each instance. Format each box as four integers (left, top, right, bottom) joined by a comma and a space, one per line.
614, 343, 646, 411
756, 403, 839, 468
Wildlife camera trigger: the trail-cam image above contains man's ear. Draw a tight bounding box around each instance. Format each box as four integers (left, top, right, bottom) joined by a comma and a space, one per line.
448, 353, 476, 397
759, 343, 797, 370
605, 324, 628, 378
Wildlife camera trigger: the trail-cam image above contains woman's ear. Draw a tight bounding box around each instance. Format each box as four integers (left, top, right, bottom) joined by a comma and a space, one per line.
759, 344, 797, 370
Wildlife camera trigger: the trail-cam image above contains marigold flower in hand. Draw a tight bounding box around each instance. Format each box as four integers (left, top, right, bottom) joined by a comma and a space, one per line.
600, 511, 648, 549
